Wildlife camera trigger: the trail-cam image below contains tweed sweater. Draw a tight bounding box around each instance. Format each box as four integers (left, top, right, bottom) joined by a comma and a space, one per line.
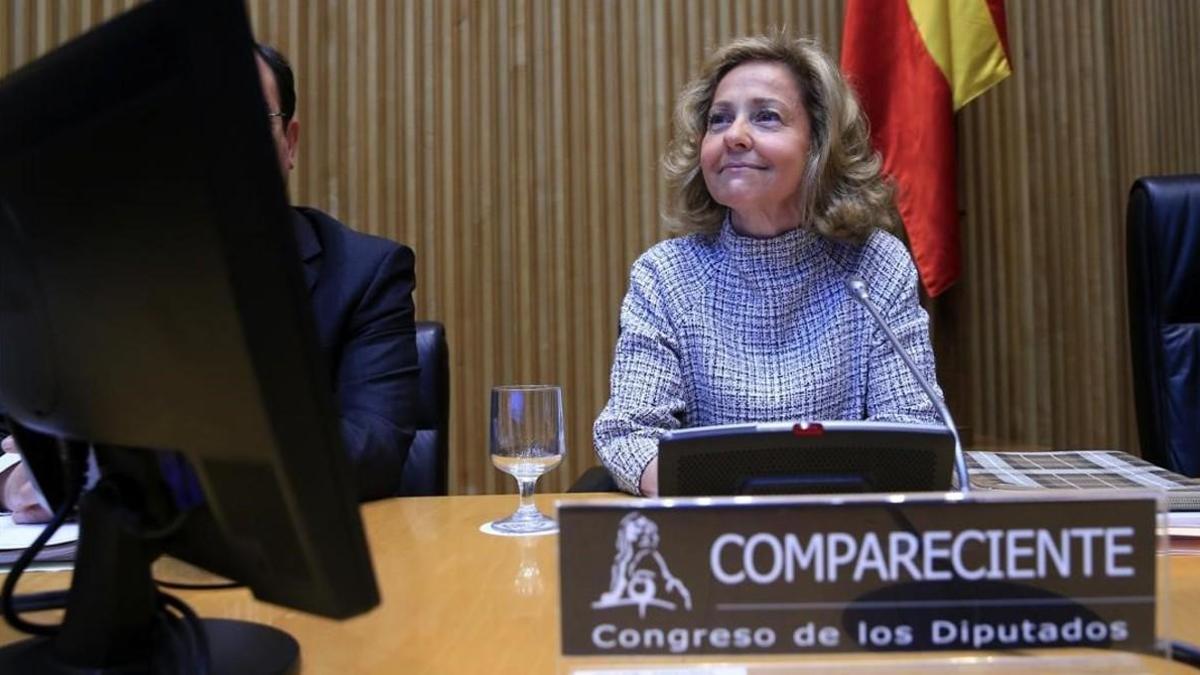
593, 219, 943, 494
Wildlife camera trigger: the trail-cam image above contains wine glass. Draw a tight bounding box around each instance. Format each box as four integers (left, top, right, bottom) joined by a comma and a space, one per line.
488, 385, 564, 535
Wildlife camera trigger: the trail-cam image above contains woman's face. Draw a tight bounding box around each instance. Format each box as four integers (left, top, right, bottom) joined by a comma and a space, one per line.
700, 61, 811, 230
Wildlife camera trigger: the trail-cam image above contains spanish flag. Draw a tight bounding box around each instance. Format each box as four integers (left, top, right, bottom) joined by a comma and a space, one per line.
842, 0, 1012, 297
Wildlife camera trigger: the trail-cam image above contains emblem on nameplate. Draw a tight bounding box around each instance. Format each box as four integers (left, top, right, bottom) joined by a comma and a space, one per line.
591, 512, 692, 617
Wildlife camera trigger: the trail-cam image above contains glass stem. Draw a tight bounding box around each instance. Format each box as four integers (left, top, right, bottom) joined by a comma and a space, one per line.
515, 478, 538, 517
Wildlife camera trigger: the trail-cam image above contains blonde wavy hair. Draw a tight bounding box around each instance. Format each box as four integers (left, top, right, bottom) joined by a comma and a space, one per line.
662, 34, 898, 242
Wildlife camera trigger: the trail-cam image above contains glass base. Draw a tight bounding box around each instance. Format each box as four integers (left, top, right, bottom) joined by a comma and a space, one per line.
490, 509, 558, 535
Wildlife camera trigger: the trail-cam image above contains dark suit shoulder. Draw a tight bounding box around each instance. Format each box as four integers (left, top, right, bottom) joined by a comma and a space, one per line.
294, 206, 413, 264
291, 206, 418, 501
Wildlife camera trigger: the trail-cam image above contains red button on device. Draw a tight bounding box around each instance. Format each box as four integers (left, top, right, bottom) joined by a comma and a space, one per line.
792, 422, 825, 437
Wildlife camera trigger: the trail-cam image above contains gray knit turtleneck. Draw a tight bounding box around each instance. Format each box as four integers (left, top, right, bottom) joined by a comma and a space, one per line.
593, 219, 943, 494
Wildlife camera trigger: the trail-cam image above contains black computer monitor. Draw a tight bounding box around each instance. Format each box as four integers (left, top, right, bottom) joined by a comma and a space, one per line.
657, 420, 956, 496
0, 0, 377, 671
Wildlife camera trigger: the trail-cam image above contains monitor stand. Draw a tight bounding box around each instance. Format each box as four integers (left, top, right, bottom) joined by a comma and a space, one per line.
0, 479, 299, 674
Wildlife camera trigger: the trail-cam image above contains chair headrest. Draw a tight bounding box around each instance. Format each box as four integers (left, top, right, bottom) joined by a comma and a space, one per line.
1129, 175, 1200, 323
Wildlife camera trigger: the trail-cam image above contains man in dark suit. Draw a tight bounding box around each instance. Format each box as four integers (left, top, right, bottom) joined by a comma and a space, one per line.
257, 43, 419, 500
291, 203, 419, 500
0, 44, 418, 519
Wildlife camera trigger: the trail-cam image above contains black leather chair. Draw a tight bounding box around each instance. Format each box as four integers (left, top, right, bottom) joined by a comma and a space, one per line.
1127, 175, 1200, 477
569, 465, 620, 493
399, 321, 450, 495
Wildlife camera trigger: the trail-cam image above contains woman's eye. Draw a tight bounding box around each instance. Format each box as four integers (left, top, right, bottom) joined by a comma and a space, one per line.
707, 112, 732, 129
753, 109, 782, 124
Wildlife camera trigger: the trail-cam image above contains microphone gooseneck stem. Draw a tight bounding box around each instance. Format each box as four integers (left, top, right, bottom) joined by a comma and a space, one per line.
845, 276, 971, 494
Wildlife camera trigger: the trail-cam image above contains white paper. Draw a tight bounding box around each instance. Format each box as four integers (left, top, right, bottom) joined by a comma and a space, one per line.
0, 514, 79, 551
0, 453, 21, 475
1164, 511, 1200, 528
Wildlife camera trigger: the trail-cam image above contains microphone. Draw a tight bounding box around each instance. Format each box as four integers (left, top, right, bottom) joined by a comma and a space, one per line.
844, 274, 971, 493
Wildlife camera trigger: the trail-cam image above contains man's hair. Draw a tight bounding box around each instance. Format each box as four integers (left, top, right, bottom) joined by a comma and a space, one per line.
661, 33, 898, 242
255, 43, 296, 126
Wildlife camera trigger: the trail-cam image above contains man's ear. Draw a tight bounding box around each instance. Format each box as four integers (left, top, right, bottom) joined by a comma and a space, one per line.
284, 117, 300, 171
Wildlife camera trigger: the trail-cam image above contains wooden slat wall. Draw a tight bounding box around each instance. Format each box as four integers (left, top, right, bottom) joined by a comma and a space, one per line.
935, 0, 1200, 454
4, 1, 1199, 494
242, 0, 846, 495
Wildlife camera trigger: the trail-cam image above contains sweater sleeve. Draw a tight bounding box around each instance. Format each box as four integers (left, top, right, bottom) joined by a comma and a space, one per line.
863, 242, 943, 424
593, 254, 687, 494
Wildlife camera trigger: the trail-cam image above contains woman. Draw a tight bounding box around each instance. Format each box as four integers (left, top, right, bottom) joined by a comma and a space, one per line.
594, 34, 943, 496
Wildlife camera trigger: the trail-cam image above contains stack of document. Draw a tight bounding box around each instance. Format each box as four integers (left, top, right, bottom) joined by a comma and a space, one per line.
0, 514, 78, 566
1160, 511, 1200, 555
965, 449, 1200, 555
966, 449, 1200, 511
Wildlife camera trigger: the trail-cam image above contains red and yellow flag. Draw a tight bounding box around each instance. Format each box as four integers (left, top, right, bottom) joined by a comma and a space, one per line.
842, 0, 1011, 297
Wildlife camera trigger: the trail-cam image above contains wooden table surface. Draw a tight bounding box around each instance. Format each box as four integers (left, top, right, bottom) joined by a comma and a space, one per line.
3, 493, 1199, 673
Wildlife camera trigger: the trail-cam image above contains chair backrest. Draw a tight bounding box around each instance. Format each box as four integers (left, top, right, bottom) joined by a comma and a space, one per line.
400, 321, 450, 495
1126, 175, 1200, 476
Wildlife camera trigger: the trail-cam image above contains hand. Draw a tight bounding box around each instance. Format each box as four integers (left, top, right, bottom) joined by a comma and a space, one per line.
1, 436, 52, 524
639, 456, 659, 498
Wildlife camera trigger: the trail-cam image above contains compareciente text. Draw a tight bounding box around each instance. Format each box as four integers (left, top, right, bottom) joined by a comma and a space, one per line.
709, 527, 1136, 584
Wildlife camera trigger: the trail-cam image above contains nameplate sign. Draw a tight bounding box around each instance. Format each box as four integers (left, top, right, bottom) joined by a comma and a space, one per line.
558, 493, 1157, 656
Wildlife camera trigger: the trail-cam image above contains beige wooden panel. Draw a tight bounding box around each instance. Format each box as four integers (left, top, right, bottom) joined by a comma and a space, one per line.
243, 0, 846, 495
934, 0, 1200, 457
4, 1, 1199, 495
